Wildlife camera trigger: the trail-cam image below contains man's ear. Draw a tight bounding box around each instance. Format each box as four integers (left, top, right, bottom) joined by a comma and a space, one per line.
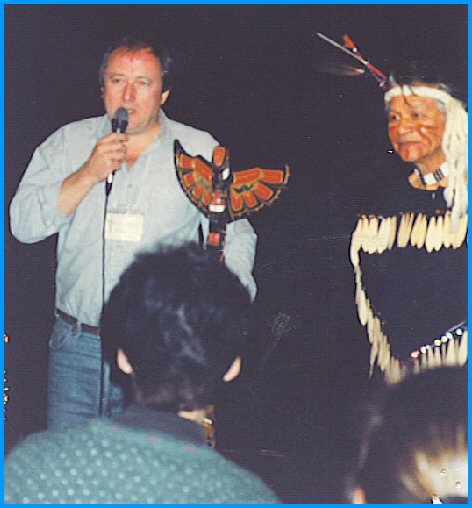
117, 348, 134, 375
223, 356, 241, 383
352, 486, 366, 504
161, 89, 170, 105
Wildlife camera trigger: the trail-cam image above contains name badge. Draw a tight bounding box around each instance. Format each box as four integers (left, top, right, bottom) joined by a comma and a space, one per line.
105, 212, 144, 242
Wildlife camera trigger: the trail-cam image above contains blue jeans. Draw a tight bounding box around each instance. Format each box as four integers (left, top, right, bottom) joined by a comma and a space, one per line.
47, 314, 124, 430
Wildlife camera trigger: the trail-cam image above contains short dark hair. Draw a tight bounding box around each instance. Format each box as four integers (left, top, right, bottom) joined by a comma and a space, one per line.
348, 367, 468, 503
99, 35, 173, 92
101, 243, 250, 412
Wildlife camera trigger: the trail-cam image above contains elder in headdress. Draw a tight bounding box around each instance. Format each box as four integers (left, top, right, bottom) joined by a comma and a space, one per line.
385, 60, 467, 224
350, 60, 468, 383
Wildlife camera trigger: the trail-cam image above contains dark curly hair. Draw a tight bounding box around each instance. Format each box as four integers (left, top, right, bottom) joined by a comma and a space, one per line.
101, 243, 250, 412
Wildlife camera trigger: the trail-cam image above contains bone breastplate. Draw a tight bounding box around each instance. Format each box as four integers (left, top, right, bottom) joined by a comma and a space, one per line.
350, 179, 467, 384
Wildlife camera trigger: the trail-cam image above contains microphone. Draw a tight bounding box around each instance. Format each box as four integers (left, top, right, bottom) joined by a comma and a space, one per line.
106, 107, 129, 195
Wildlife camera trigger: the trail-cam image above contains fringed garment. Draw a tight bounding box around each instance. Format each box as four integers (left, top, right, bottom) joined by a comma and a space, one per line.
350, 175, 467, 384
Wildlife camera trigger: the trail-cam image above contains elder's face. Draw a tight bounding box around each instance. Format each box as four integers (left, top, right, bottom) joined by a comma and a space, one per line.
388, 95, 446, 168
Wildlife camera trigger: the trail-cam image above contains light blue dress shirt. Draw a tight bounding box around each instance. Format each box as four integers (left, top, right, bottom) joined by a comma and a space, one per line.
10, 111, 257, 325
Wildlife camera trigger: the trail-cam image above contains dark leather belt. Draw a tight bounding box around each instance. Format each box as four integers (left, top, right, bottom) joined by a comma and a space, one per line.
57, 309, 100, 335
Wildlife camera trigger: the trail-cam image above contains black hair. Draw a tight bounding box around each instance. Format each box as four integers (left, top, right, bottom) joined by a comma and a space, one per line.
99, 35, 173, 92
388, 59, 467, 104
101, 243, 250, 412
347, 367, 468, 503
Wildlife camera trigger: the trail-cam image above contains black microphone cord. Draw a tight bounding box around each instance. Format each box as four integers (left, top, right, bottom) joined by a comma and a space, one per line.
98, 108, 128, 418
98, 188, 111, 417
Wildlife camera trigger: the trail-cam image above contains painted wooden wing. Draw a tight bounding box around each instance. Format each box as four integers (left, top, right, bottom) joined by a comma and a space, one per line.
174, 140, 215, 215
175, 139, 290, 220
229, 164, 290, 219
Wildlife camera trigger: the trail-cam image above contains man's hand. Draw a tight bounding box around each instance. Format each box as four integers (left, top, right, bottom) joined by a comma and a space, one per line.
58, 132, 128, 217
82, 132, 128, 184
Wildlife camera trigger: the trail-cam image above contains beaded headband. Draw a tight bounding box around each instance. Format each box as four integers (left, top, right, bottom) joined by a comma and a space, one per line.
384, 85, 454, 105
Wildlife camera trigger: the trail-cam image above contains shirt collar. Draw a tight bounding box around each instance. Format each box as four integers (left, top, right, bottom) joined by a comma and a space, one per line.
112, 404, 207, 445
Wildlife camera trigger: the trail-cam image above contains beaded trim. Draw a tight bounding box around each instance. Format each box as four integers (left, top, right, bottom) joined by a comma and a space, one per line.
413, 163, 448, 186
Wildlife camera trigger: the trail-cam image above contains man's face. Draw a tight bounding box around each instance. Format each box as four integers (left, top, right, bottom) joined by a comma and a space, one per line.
388, 95, 446, 169
102, 47, 169, 135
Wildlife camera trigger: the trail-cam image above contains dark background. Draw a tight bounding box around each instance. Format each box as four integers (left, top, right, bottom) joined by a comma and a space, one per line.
4, 4, 467, 503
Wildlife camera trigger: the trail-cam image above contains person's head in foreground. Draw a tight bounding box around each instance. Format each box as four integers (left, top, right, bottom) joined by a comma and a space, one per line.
5, 243, 280, 504
101, 241, 250, 414
348, 366, 467, 504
